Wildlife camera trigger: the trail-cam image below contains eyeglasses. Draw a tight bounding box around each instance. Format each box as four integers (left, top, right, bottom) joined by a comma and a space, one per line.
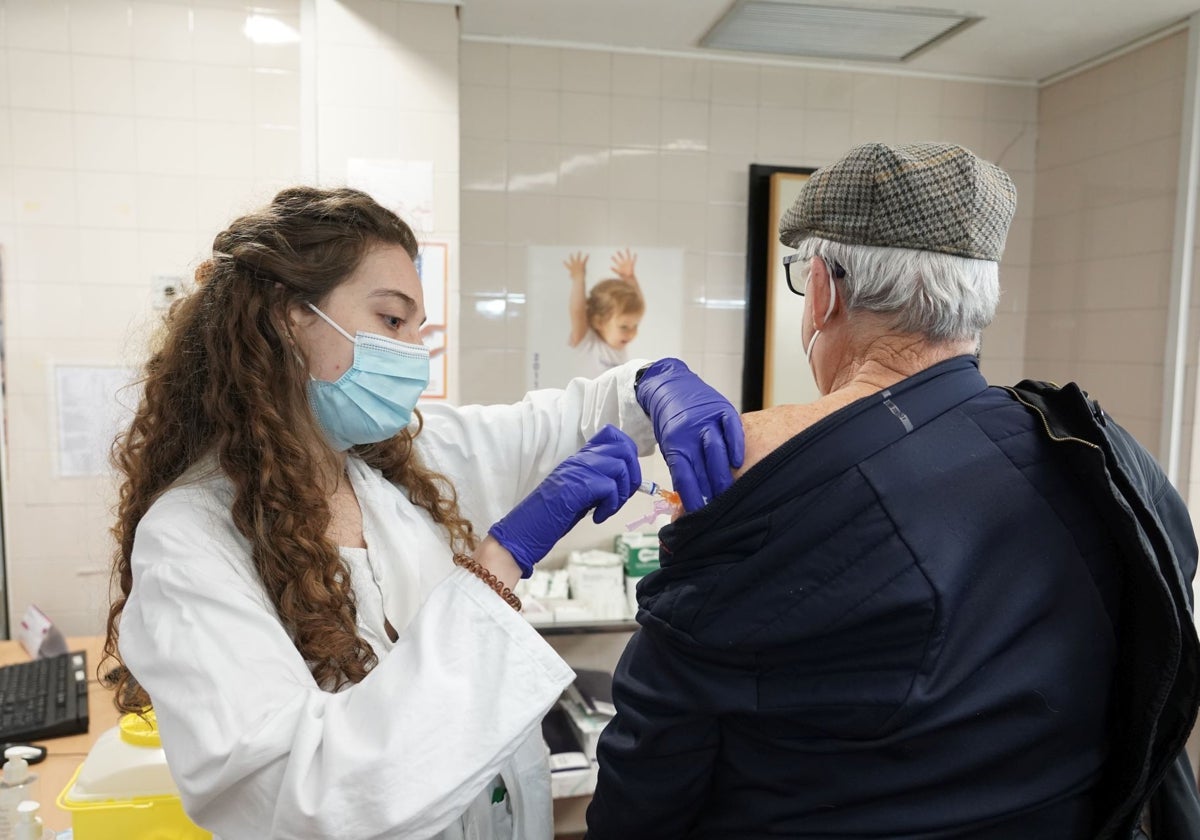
782, 254, 847, 296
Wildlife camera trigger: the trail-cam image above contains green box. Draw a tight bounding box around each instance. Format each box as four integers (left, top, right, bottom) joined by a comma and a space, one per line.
614, 532, 661, 578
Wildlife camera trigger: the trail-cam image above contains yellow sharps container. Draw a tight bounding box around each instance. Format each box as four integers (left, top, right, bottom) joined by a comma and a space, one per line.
57, 710, 211, 839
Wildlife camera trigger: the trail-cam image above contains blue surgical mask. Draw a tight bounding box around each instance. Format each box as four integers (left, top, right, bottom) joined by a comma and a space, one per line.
305, 303, 429, 452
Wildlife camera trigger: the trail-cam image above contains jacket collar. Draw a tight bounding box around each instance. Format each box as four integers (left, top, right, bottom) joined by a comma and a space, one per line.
664, 355, 988, 551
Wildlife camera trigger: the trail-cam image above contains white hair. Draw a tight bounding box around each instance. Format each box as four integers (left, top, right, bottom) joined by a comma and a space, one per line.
795, 236, 1000, 343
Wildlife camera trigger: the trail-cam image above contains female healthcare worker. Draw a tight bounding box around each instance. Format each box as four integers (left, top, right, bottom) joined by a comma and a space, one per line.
103, 186, 743, 840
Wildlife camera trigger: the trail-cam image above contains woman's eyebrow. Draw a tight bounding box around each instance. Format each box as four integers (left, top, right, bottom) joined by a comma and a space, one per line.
368, 288, 425, 324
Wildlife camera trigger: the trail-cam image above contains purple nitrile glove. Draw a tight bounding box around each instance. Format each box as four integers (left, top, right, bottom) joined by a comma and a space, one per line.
635, 358, 745, 512
489, 424, 642, 577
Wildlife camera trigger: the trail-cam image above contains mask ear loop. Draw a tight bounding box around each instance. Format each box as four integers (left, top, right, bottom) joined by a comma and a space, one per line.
820, 258, 839, 322
306, 302, 357, 344
804, 258, 840, 358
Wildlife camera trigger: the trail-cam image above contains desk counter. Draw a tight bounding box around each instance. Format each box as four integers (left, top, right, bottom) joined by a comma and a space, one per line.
0, 636, 117, 833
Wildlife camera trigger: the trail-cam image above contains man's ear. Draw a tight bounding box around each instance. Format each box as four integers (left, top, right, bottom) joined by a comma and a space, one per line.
808, 258, 834, 329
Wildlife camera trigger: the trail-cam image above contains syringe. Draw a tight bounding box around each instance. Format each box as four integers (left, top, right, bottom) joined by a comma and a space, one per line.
637, 480, 681, 506
627, 480, 683, 531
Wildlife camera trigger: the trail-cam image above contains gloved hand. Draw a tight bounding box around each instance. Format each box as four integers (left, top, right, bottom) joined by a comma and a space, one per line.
489, 425, 642, 577
635, 358, 745, 512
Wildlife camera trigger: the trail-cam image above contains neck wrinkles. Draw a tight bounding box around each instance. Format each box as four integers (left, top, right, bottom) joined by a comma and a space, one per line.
824, 331, 978, 396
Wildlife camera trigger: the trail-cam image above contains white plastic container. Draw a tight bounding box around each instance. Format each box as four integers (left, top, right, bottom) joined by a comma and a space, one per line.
566, 549, 627, 618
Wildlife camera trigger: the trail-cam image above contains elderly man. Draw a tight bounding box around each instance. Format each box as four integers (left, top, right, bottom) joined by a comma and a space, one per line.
586, 143, 1200, 839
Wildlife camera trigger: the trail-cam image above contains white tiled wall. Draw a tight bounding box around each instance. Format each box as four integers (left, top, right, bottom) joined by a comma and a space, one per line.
1029, 33, 1187, 456
459, 44, 1038, 411
0, 0, 304, 635
313, 0, 461, 399
0, 0, 455, 637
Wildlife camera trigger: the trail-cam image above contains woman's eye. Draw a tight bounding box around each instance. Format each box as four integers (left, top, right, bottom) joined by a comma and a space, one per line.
383, 315, 405, 330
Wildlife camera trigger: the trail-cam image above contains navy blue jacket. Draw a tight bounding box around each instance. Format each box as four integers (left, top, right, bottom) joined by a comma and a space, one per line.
586, 356, 1199, 839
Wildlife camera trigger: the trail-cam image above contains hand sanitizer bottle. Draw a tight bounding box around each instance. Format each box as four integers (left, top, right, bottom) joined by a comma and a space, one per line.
0, 757, 36, 839
11, 800, 54, 840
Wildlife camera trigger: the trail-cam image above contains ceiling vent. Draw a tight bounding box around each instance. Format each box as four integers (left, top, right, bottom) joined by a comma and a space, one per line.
700, 2, 980, 63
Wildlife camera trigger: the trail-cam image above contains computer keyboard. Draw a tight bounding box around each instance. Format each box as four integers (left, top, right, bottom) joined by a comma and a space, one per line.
0, 651, 89, 743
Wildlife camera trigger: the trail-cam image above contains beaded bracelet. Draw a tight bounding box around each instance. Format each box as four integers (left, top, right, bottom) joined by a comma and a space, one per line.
453, 554, 523, 613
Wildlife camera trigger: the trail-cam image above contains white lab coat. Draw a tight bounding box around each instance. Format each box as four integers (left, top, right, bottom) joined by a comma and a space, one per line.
119, 361, 655, 840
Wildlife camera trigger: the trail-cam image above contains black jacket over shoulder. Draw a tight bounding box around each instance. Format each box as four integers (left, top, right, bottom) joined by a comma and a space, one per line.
1007, 377, 1200, 839
585, 356, 1200, 840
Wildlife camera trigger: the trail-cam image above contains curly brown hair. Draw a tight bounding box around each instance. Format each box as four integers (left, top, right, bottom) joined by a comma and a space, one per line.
104, 186, 476, 712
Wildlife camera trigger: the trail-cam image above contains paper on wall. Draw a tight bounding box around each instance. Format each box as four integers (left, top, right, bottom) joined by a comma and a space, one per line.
55, 365, 138, 477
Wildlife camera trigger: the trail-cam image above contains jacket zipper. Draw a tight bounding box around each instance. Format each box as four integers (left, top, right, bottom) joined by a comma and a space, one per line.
1002, 387, 1102, 451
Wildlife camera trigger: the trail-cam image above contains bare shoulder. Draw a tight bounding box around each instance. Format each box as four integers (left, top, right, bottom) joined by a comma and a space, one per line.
735, 404, 825, 478
735, 389, 872, 478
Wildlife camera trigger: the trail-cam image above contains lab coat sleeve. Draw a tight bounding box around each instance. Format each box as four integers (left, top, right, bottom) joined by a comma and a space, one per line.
585, 626, 738, 839
415, 359, 656, 532
119, 491, 574, 840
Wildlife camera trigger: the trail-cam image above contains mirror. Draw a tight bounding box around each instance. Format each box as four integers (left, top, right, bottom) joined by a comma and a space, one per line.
743, 165, 816, 411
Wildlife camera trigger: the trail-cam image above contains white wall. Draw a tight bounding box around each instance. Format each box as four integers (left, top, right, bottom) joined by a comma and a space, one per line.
0, 0, 305, 635
312, 0, 461, 398
1030, 32, 1187, 454
0, 0, 458, 637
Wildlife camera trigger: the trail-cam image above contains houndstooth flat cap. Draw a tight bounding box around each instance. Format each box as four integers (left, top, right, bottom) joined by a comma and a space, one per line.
779, 142, 1017, 261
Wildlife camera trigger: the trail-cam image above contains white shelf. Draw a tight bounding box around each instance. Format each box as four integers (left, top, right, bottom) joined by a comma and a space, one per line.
550, 761, 599, 800
532, 619, 638, 635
